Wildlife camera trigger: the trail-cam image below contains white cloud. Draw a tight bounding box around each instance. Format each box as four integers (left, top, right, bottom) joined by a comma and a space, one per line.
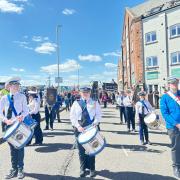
40, 59, 81, 74
0, 0, 24, 13
62, 8, 76, 15
12, 0, 28, 2
105, 63, 117, 69
103, 51, 121, 57
35, 42, 56, 54
78, 54, 102, 62
11, 67, 25, 72
0, 75, 10, 82
32, 36, 49, 42
32, 36, 43, 42
13, 40, 33, 50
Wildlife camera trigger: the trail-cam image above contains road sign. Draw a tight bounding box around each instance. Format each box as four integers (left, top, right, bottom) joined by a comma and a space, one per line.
55, 77, 63, 83
102, 83, 118, 92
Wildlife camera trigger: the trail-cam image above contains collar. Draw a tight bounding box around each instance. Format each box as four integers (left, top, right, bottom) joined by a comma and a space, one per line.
10, 91, 19, 96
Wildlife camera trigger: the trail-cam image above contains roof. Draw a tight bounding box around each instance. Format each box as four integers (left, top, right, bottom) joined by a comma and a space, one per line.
129, 0, 176, 17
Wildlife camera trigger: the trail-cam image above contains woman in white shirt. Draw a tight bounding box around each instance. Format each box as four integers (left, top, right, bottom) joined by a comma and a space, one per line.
27, 91, 43, 145
135, 91, 153, 145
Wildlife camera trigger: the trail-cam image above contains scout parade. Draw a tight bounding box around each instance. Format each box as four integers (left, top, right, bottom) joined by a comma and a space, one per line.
0, 75, 179, 179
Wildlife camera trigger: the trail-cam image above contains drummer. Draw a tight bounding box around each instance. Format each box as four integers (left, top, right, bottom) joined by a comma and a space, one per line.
160, 77, 180, 178
0, 77, 29, 179
135, 91, 153, 145
27, 90, 43, 145
70, 86, 102, 178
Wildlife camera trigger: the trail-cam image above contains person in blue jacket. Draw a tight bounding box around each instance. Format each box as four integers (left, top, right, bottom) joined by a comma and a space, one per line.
160, 76, 180, 178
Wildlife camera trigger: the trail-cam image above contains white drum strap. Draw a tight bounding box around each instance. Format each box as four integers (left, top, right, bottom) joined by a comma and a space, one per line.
167, 91, 180, 106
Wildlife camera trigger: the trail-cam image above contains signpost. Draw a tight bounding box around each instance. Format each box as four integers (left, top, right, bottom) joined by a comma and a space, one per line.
102, 82, 118, 92
55, 77, 63, 84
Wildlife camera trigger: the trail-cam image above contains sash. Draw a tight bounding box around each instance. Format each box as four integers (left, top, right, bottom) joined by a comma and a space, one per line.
167, 91, 180, 106
7, 94, 18, 116
78, 99, 94, 126
140, 100, 149, 112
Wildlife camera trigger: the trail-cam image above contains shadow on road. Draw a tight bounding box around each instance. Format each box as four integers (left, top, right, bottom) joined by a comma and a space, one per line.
25, 173, 79, 180
106, 144, 165, 154
97, 170, 177, 180
102, 115, 119, 119
101, 129, 138, 135
35, 143, 72, 153
43, 131, 73, 138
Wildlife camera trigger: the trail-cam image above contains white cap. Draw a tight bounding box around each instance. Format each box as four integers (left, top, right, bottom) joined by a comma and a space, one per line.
28, 90, 38, 95
6, 77, 21, 85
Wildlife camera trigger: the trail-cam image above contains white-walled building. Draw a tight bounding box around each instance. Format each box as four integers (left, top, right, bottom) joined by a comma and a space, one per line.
142, 1, 180, 94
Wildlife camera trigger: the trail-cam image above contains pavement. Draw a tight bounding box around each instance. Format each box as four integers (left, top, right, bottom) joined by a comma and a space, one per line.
0, 105, 178, 180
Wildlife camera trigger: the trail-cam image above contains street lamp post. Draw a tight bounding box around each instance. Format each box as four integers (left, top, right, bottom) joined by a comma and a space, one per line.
77, 64, 80, 90
56, 25, 62, 89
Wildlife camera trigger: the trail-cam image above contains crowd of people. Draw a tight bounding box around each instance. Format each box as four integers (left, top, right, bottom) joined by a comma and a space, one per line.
0, 76, 179, 179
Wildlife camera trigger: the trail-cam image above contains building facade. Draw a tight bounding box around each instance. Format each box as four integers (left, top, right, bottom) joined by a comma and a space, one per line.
142, 2, 180, 94
119, 0, 180, 94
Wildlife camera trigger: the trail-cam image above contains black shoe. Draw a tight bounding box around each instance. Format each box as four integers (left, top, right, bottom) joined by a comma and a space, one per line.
58, 120, 61, 123
44, 127, 49, 130
90, 170, 96, 177
80, 170, 86, 177
33, 142, 43, 146
141, 141, 145, 145
17, 169, 24, 179
5, 169, 17, 179
146, 141, 152, 145
173, 167, 180, 178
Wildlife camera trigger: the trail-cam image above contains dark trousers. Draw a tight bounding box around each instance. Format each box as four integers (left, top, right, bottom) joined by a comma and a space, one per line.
66, 104, 70, 111
119, 106, 126, 123
9, 143, 24, 170
103, 101, 107, 108
45, 106, 55, 129
55, 108, 60, 121
168, 128, 180, 168
139, 114, 149, 142
28, 113, 43, 144
125, 107, 135, 130
1, 122, 6, 132
74, 130, 95, 171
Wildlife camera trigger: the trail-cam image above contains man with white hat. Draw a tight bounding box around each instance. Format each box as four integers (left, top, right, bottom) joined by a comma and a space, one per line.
70, 86, 102, 178
0, 77, 29, 179
160, 76, 180, 178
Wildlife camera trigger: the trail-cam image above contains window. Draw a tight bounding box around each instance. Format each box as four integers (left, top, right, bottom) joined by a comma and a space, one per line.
146, 56, 158, 67
170, 24, 180, 38
171, 52, 180, 64
145, 31, 157, 44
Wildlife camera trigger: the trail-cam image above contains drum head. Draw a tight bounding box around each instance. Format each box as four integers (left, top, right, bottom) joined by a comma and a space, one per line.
3, 121, 20, 140
78, 127, 97, 144
144, 113, 157, 123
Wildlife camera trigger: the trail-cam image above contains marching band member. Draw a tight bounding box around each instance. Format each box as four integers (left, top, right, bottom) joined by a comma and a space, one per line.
117, 90, 127, 124
135, 91, 153, 145
124, 90, 136, 132
160, 77, 180, 178
0, 77, 29, 179
70, 86, 102, 178
27, 91, 43, 145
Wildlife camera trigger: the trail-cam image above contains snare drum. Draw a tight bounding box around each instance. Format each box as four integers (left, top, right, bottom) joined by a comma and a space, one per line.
78, 126, 106, 156
3, 121, 33, 149
144, 113, 160, 129
23, 115, 37, 129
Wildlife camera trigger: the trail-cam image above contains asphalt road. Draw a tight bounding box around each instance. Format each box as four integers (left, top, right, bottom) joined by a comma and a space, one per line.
0, 105, 177, 180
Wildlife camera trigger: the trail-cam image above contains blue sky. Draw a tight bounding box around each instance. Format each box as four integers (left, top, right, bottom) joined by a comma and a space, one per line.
0, 0, 145, 87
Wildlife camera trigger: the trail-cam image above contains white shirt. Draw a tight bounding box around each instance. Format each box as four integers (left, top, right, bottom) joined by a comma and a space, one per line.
117, 95, 126, 106
0, 92, 29, 122
135, 100, 153, 120
70, 98, 102, 128
28, 98, 40, 115
124, 95, 133, 107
